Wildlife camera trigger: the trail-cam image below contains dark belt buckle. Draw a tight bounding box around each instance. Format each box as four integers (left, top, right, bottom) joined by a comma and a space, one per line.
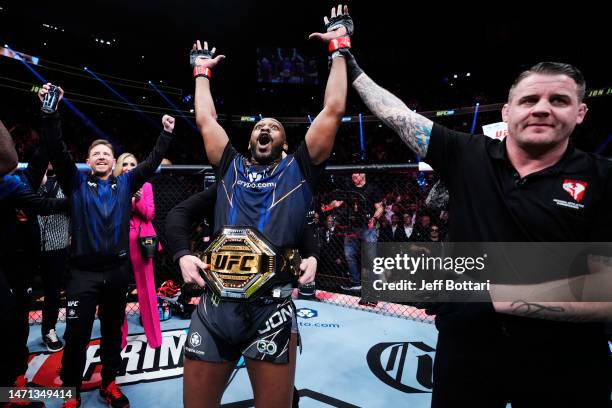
200, 226, 300, 301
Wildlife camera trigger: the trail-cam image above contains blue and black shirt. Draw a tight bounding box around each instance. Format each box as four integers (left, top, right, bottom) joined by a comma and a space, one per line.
214, 141, 325, 249
41, 112, 172, 269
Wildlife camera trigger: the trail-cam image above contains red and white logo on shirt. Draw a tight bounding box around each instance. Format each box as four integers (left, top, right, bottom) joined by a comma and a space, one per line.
562, 180, 587, 202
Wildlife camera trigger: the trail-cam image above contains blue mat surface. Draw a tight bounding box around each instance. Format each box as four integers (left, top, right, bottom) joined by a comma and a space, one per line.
26, 300, 439, 407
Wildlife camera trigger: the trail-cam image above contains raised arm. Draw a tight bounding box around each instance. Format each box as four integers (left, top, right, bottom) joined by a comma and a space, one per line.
24, 142, 49, 191
304, 5, 349, 165
0, 120, 18, 175
38, 84, 79, 196
346, 54, 434, 157
130, 115, 174, 189
191, 41, 228, 167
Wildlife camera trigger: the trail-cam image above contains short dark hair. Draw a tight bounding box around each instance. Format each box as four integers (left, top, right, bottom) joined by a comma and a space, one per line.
509, 62, 586, 102
87, 139, 114, 157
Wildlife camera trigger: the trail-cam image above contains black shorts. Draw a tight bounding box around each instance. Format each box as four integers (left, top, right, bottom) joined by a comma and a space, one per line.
184, 291, 298, 364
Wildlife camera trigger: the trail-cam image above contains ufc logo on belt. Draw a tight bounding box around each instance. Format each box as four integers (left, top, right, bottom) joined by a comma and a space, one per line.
211, 253, 259, 273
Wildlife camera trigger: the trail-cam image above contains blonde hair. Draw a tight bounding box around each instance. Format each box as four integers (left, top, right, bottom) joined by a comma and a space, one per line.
113, 152, 137, 177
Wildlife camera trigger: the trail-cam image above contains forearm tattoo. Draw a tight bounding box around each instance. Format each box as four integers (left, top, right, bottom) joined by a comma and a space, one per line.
353, 74, 433, 157
426, 180, 449, 210
510, 300, 565, 320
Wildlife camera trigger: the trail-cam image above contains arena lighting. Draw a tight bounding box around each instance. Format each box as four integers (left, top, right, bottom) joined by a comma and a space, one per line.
0, 45, 39, 65
148, 80, 198, 132
359, 113, 366, 161
3, 44, 108, 139
470, 102, 480, 133
85, 67, 158, 128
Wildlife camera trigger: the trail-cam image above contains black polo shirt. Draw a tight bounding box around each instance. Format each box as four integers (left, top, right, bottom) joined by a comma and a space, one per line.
425, 123, 612, 336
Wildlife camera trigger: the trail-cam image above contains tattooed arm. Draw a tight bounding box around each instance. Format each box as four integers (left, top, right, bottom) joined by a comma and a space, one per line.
493, 301, 612, 323
350, 69, 433, 157
425, 180, 449, 210
490, 257, 612, 322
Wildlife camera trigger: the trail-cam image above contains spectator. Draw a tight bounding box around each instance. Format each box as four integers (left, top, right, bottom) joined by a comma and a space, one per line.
402, 212, 414, 240
324, 173, 383, 292
37, 163, 70, 353
319, 215, 345, 279
379, 213, 409, 242
410, 211, 432, 242
114, 152, 163, 350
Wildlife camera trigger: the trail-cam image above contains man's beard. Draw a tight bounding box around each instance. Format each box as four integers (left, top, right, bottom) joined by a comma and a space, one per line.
250, 143, 283, 164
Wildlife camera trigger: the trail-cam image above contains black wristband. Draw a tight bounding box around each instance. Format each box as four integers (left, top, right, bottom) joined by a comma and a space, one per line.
338, 49, 363, 83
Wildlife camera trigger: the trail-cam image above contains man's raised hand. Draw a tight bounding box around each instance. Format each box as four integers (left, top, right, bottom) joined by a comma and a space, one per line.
38, 83, 64, 104
308, 4, 353, 43
162, 115, 175, 133
190, 40, 226, 69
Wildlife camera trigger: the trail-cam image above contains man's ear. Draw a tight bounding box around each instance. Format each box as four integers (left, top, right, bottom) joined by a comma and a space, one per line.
576, 102, 588, 125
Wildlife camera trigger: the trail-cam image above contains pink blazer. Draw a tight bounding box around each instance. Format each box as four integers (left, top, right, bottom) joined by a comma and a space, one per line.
130, 182, 159, 243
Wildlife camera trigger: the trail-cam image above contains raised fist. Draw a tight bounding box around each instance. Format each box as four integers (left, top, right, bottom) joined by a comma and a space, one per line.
162, 115, 175, 133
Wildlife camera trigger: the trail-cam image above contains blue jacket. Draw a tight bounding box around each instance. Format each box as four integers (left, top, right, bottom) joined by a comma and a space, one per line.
41, 112, 172, 269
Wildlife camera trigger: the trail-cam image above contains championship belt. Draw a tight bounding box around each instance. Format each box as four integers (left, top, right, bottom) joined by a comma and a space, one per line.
200, 226, 301, 301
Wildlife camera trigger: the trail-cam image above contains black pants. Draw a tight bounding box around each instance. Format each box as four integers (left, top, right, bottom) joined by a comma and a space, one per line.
0, 252, 35, 386
432, 326, 611, 408
0, 265, 19, 386
60, 263, 129, 392
39, 248, 68, 335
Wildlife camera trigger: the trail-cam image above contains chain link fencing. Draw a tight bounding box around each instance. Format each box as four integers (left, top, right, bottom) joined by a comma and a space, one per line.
27, 164, 444, 324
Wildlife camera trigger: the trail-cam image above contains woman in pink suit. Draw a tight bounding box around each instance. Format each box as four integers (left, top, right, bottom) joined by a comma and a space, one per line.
114, 153, 162, 349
